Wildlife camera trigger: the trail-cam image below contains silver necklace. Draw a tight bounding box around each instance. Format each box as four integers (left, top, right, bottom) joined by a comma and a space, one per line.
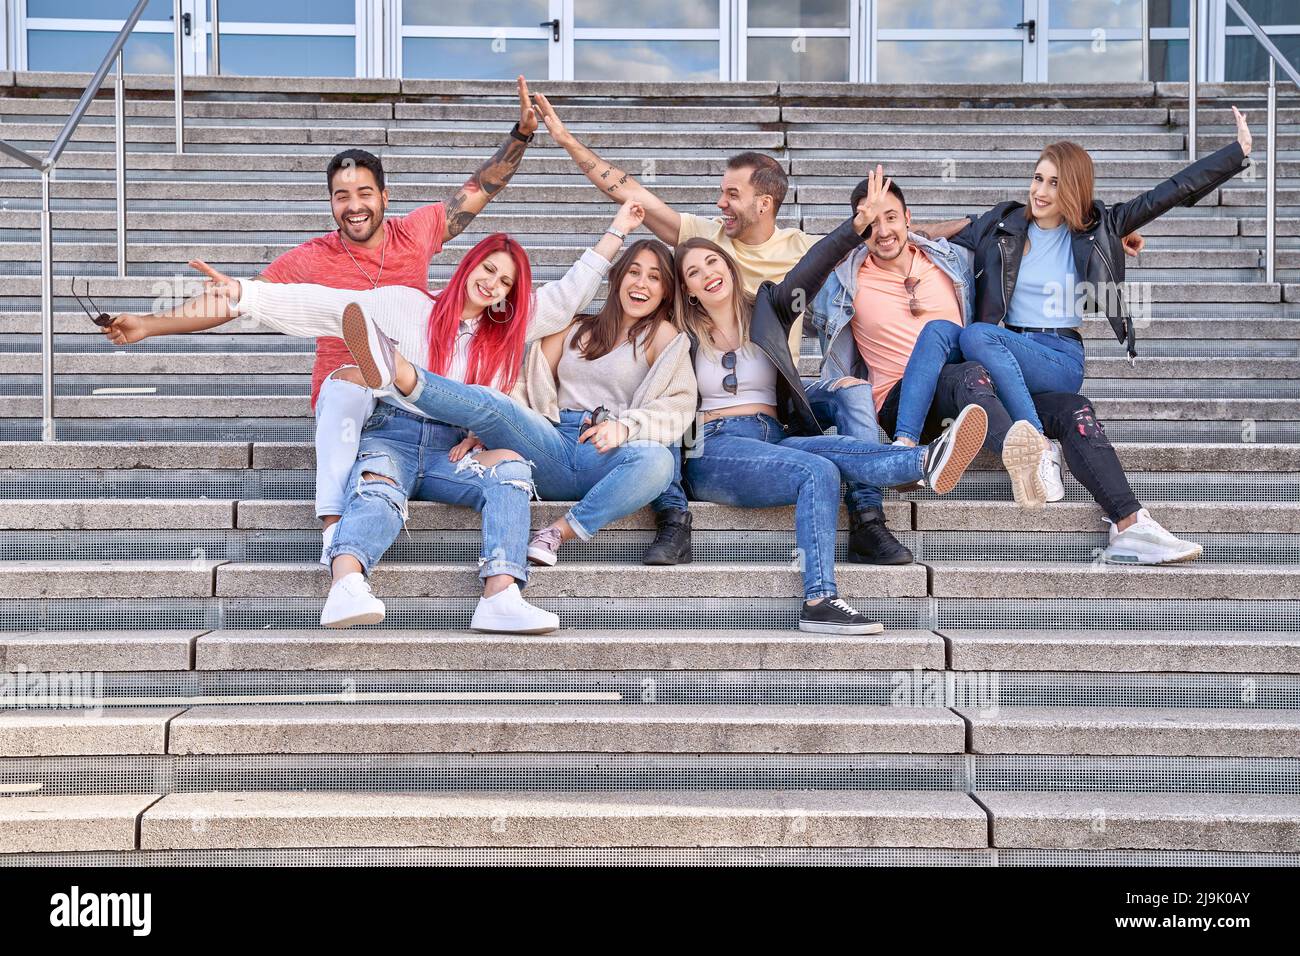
341, 228, 387, 289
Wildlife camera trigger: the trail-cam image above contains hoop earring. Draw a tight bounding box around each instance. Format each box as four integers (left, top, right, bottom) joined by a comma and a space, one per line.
486, 298, 515, 324
687, 294, 699, 305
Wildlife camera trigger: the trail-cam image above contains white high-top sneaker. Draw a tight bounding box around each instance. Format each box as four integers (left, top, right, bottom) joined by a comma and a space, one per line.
320, 571, 386, 628
319, 522, 338, 567
1102, 509, 1204, 565
1039, 440, 1066, 503
470, 583, 560, 634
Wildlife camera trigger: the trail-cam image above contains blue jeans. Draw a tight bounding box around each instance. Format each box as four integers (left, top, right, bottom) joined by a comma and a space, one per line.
650, 444, 689, 514
894, 319, 965, 444
328, 404, 533, 584
958, 323, 1086, 432
804, 376, 886, 513
405, 369, 674, 539
683, 414, 926, 601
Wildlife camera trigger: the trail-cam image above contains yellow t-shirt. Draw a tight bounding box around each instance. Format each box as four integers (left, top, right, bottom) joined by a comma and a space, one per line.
677, 213, 817, 364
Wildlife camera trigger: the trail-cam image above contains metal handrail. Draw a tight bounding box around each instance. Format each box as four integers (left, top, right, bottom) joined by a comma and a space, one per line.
0, 0, 189, 442
1222, 0, 1300, 284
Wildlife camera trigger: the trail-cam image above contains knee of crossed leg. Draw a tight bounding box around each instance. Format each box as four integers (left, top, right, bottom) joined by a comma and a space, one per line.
485, 454, 535, 497
633, 443, 675, 493
799, 455, 842, 500
958, 322, 996, 354
959, 361, 996, 397
354, 455, 407, 517
327, 366, 368, 388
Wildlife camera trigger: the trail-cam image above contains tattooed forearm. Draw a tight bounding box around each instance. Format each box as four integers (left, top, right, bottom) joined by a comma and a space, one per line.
443, 134, 529, 240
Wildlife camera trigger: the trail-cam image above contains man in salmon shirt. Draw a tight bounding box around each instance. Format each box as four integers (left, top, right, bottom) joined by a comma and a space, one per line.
256, 76, 540, 562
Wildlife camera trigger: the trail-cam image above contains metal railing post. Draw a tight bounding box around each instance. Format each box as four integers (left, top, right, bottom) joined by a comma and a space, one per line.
1141, 0, 1150, 83
40, 167, 55, 443
1188, 0, 1197, 161
211, 0, 221, 75
1266, 58, 1277, 284
115, 52, 127, 278
173, 0, 185, 154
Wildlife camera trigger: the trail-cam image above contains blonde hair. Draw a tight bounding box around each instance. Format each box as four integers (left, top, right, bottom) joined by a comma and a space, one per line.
672, 237, 755, 357
1031, 141, 1098, 233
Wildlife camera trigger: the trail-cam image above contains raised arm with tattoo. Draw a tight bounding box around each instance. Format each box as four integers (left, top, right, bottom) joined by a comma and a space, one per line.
441, 74, 540, 242
533, 92, 681, 245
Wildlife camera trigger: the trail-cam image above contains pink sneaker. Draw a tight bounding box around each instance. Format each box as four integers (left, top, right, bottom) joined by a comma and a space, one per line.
527, 527, 564, 567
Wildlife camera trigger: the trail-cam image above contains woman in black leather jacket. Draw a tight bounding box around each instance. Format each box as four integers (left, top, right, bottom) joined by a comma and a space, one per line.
672, 167, 989, 636
938, 107, 1253, 506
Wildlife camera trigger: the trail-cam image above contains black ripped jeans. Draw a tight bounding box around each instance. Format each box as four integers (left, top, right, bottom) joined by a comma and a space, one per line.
878, 361, 1142, 523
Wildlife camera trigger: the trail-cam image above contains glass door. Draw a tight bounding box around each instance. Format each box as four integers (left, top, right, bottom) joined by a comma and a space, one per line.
1038, 0, 1148, 82
739, 0, 857, 82
196, 0, 365, 77
565, 0, 727, 81
19, 0, 195, 73
871, 0, 1038, 82
396, 0, 560, 80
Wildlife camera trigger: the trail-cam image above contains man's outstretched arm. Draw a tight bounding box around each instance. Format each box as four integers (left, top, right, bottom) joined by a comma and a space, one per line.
533, 92, 682, 245
442, 75, 539, 242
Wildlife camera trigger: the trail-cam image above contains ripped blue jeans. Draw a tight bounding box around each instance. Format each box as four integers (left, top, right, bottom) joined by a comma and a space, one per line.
327, 402, 534, 584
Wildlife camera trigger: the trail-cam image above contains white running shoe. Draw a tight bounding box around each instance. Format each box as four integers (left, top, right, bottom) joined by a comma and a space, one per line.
319, 521, 338, 567
1001, 420, 1049, 510
1039, 440, 1066, 503
320, 571, 386, 628
341, 302, 398, 390
1101, 508, 1204, 565
470, 583, 560, 634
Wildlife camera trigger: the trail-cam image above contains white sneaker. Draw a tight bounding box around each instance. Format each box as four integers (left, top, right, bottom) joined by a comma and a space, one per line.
1001, 420, 1049, 510
470, 583, 559, 634
319, 522, 338, 567
1039, 440, 1066, 503
320, 571, 385, 628
341, 302, 398, 390
1101, 508, 1204, 565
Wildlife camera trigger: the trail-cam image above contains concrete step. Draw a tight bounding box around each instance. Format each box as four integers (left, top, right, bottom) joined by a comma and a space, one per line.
0, 794, 161, 854
788, 131, 1187, 151
797, 184, 1227, 207
0, 630, 197, 672
782, 106, 1171, 126
962, 706, 1300, 757
913, 501, 1300, 534
944, 629, 1300, 673
983, 791, 1300, 852
0, 442, 250, 469
166, 703, 967, 755
0, 560, 225, 599
929, 561, 1294, 600
137, 789, 987, 850
213, 562, 928, 599
0, 708, 182, 757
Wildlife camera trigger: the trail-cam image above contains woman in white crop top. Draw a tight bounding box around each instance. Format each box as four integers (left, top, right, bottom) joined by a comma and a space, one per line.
673, 167, 990, 636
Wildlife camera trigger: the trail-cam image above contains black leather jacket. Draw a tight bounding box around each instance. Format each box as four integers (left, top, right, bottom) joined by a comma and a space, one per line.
688, 215, 870, 437
951, 140, 1249, 358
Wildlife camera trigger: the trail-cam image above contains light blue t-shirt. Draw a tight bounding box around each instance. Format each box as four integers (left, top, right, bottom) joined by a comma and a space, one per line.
1007, 221, 1082, 329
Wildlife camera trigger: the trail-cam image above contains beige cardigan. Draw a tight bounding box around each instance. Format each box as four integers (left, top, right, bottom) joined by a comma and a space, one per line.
511, 330, 698, 446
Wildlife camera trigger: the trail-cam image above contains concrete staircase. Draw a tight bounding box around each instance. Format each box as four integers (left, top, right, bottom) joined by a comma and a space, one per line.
0, 73, 1297, 865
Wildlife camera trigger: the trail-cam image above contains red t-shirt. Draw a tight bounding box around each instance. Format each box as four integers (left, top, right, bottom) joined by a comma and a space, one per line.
257, 203, 447, 408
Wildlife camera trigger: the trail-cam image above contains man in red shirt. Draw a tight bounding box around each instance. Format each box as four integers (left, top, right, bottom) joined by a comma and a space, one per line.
254, 76, 541, 560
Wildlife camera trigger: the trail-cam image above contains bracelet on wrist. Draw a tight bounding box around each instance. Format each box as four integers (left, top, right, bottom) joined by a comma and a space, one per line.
605, 227, 627, 242
509, 122, 534, 143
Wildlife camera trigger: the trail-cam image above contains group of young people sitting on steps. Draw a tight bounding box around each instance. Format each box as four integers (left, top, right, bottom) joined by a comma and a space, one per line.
99, 77, 1256, 638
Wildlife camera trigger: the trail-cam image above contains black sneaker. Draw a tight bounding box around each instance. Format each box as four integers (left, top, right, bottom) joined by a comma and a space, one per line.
920, 403, 987, 495
798, 597, 884, 635
847, 507, 914, 565
643, 508, 692, 565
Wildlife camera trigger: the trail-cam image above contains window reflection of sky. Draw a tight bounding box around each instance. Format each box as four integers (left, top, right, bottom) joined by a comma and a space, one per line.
28, 30, 174, 72
876, 40, 1020, 82
403, 37, 548, 79
574, 40, 718, 81
574, 1, 718, 29
401, 0, 547, 28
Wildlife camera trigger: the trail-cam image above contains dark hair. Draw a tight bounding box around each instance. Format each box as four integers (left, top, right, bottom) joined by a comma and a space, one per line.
727, 152, 788, 212
848, 178, 907, 216
570, 239, 676, 362
327, 148, 386, 193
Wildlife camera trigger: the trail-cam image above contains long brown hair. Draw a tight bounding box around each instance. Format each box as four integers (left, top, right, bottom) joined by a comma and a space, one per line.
568, 239, 675, 361
673, 237, 755, 357
1030, 141, 1098, 233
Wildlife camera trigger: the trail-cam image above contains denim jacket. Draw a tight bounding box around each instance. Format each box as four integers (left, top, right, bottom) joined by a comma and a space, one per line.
809, 233, 975, 410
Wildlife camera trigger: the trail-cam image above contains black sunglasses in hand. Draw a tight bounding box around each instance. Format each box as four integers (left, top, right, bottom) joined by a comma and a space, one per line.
71, 278, 114, 328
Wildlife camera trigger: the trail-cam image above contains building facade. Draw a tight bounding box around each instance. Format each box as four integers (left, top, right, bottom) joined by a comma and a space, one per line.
2, 1, 1296, 83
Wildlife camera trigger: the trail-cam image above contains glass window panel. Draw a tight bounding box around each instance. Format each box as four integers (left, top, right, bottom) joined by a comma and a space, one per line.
574, 1, 718, 30
1235, 1, 1300, 27
207, 34, 354, 76
875, 40, 1021, 82
202, 0, 355, 23
27, 29, 174, 72
1148, 39, 1189, 81
574, 39, 718, 81
402, 36, 548, 80
1048, 39, 1142, 82
27, 0, 172, 17
747, 0, 849, 29
1049, 0, 1141, 30
1225, 33, 1300, 80
877, 0, 1022, 30
1148, 1, 1189, 29
747, 35, 848, 81
401, 0, 549, 28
